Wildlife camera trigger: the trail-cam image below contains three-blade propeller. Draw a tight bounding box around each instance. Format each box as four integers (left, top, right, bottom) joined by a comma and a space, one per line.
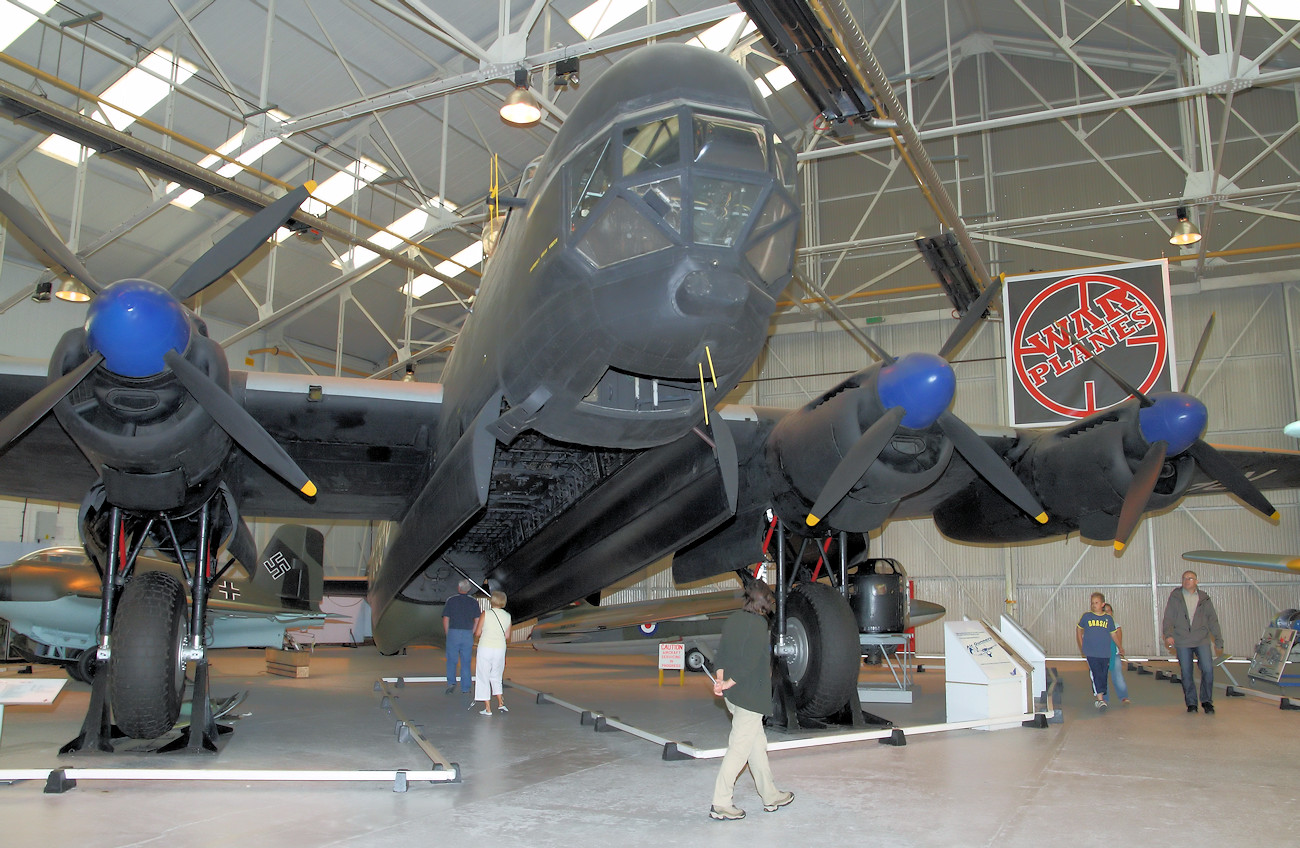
1070, 316, 1277, 550
807, 278, 1049, 527
0, 183, 317, 498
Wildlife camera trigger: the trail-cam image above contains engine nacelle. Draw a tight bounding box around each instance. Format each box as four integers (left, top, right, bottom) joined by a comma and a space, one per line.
50, 326, 231, 512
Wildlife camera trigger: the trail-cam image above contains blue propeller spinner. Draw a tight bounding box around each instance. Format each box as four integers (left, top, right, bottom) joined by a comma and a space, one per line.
1137, 392, 1207, 457
84, 280, 191, 378
877, 352, 957, 430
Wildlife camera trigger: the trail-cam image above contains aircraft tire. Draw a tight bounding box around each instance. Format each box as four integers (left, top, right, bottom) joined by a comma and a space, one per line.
70, 649, 99, 684
685, 647, 708, 673
784, 582, 860, 719
110, 570, 187, 739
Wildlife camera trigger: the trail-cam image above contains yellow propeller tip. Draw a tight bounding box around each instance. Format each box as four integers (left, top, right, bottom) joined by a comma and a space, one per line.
1271, 511, 1281, 521
303, 180, 318, 194
1034, 512, 1048, 524
1114, 541, 1126, 552
805, 514, 821, 527
301, 481, 318, 498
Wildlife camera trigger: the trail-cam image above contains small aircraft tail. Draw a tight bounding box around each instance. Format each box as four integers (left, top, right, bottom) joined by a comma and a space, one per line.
250, 525, 325, 612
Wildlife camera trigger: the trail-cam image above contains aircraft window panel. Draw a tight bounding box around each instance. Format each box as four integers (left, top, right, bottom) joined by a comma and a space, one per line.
576, 195, 673, 268
773, 138, 797, 191
745, 221, 798, 285
634, 176, 683, 235
519, 157, 542, 196
693, 178, 763, 247
623, 115, 680, 178
693, 116, 767, 172
752, 189, 794, 235
568, 138, 614, 231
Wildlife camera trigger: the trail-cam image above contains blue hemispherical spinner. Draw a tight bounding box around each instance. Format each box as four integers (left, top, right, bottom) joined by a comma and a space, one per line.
1138, 392, 1207, 456
877, 352, 956, 429
84, 279, 191, 378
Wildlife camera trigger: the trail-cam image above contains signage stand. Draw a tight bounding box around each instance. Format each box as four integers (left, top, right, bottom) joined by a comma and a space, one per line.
944, 619, 1031, 729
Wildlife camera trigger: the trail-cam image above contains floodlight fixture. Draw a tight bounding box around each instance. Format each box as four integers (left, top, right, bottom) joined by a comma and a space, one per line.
500, 68, 542, 127
1170, 205, 1202, 246
54, 278, 91, 302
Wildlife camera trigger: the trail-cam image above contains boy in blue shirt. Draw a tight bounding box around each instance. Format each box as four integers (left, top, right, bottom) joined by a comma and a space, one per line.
1077, 592, 1121, 709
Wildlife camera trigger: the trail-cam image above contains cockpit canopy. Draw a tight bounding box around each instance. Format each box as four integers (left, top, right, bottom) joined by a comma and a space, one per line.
560, 108, 798, 283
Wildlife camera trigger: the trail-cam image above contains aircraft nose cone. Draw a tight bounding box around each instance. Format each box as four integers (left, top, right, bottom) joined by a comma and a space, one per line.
675, 269, 749, 320
877, 352, 956, 429
85, 279, 191, 378
1139, 392, 1207, 456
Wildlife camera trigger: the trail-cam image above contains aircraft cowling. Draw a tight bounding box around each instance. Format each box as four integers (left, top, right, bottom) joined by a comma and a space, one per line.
932, 403, 1196, 543
49, 324, 231, 513
764, 367, 954, 532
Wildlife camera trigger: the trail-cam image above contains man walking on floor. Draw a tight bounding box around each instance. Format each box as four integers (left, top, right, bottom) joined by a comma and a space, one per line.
1162, 570, 1223, 714
443, 580, 481, 695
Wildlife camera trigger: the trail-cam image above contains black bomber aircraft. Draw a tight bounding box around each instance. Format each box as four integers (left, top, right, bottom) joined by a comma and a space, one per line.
1, 43, 1299, 746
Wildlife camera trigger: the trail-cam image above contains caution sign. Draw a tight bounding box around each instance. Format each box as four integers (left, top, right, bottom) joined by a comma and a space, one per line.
1002, 260, 1176, 427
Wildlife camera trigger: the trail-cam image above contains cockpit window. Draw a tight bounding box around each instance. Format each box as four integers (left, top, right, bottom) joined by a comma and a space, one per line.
693, 178, 764, 247
518, 156, 542, 197
773, 137, 797, 192
693, 116, 767, 172
623, 115, 680, 178
569, 138, 614, 230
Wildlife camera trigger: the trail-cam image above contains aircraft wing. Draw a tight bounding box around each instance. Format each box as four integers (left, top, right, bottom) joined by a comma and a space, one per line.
0, 364, 442, 521
1184, 444, 1300, 495
1182, 550, 1300, 573
531, 589, 744, 635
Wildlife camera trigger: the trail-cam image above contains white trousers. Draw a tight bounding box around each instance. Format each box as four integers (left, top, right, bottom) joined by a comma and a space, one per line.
473, 646, 506, 701
712, 699, 779, 808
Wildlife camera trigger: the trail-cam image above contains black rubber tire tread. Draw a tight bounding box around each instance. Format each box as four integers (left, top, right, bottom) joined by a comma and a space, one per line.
110, 570, 187, 739
70, 648, 98, 684
787, 582, 860, 718
685, 647, 708, 673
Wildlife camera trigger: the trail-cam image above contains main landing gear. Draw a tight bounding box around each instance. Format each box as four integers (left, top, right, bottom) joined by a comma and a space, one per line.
761, 520, 878, 731
62, 494, 236, 755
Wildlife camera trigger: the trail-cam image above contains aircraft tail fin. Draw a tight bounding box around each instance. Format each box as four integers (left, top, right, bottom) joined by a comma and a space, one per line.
253, 526, 325, 612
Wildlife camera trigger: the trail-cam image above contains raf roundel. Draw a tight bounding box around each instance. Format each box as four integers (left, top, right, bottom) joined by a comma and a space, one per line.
85, 279, 191, 378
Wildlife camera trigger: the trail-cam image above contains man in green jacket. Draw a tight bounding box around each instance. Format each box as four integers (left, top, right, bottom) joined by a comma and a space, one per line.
1162, 570, 1224, 714
709, 580, 795, 821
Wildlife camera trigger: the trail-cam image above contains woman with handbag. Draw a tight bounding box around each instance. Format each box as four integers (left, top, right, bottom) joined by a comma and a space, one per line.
473, 590, 512, 715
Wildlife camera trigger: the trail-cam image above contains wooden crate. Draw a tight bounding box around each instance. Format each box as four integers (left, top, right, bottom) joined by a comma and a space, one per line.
265, 648, 311, 678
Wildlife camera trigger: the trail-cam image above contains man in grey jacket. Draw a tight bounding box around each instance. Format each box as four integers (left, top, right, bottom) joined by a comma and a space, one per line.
1162, 570, 1223, 714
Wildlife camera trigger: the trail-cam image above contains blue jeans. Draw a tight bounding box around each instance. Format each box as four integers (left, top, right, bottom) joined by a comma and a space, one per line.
1176, 643, 1214, 706
446, 628, 474, 692
1109, 652, 1128, 700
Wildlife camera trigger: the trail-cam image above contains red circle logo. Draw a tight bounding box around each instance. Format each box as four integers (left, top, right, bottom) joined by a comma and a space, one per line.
1012, 273, 1167, 418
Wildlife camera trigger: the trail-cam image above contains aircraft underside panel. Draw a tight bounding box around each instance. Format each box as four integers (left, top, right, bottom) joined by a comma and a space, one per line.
492, 429, 734, 621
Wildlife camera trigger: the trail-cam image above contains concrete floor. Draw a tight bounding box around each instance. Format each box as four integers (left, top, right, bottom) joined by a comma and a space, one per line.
1, 645, 1298, 848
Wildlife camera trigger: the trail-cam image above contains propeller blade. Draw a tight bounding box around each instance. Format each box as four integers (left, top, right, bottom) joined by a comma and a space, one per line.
163, 350, 316, 498
1067, 329, 1152, 406
0, 351, 103, 452
170, 182, 316, 302
1180, 313, 1216, 393
937, 411, 1048, 524
0, 187, 102, 294
1186, 439, 1278, 519
1113, 440, 1168, 552
806, 406, 905, 526
937, 275, 1003, 361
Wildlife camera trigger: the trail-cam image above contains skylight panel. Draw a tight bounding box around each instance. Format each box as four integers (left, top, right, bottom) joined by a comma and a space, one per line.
1145, 0, 1295, 19
569, 0, 647, 39
300, 157, 386, 217
0, 0, 56, 51
687, 13, 755, 53
754, 65, 796, 98
38, 47, 197, 164
402, 242, 484, 299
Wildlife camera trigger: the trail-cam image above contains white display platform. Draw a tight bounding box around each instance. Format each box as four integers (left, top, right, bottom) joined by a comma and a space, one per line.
944, 619, 1031, 729
0, 678, 67, 746
997, 615, 1048, 704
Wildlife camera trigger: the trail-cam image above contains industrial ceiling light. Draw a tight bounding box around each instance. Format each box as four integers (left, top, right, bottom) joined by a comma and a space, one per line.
500, 68, 542, 127
54, 278, 91, 302
30, 279, 52, 303
1170, 205, 1202, 246
554, 57, 580, 89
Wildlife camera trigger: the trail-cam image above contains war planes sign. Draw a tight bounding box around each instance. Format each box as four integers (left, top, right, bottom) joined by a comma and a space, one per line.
1002, 260, 1176, 427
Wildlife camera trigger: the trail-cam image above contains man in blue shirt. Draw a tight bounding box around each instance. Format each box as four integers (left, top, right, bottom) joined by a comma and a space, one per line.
1077, 592, 1120, 709
442, 580, 481, 695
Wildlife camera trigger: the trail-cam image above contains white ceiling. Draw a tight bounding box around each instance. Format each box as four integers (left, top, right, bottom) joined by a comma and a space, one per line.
0, 0, 1297, 376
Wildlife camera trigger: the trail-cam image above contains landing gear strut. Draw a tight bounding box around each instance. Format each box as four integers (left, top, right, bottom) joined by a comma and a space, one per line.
762, 520, 871, 730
